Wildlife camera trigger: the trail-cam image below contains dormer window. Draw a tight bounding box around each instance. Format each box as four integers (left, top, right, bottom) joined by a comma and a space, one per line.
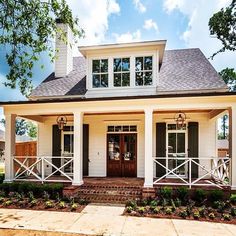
92, 59, 108, 88
135, 56, 153, 86
113, 58, 130, 87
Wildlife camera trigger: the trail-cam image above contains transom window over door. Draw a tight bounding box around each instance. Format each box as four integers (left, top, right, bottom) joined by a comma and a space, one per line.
135, 56, 153, 86
113, 58, 130, 87
92, 59, 108, 88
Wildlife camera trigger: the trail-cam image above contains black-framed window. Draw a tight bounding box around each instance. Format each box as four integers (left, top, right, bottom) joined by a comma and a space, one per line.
113, 58, 130, 87
92, 59, 108, 88
135, 56, 153, 86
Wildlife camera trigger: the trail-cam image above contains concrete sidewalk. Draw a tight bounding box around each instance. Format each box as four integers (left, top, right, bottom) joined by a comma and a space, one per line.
0, 204, 236, 236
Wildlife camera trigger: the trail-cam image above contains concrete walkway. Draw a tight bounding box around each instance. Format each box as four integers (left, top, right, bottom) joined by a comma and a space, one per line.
0, 204, 236, 236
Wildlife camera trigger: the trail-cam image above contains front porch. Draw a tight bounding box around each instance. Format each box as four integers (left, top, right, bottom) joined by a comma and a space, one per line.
3, 96, 236, 191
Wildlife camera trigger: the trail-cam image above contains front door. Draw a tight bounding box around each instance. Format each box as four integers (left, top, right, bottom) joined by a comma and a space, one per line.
107, 133, 137, 177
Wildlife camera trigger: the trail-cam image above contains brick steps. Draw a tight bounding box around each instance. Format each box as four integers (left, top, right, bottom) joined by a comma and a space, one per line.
75, 184, 142, 204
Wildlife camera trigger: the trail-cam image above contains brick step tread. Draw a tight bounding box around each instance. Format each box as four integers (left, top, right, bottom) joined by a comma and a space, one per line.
79, 194, 141, 203
80, 185, 142, 190
77, 193, 141, 198
77, 189, 142, 195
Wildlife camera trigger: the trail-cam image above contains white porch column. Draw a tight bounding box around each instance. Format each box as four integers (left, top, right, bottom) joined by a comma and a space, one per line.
144, 108, 153, 187
73, 111, 84, 185
4, 114, 16, 182
230, 106, 236, 189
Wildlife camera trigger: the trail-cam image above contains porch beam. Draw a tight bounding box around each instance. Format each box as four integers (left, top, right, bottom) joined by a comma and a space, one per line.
144, 108, 153, 187
20, 115, 45, 123
209, 109, 227, 120
73, 111, 84, 185
4, 114, 16, 182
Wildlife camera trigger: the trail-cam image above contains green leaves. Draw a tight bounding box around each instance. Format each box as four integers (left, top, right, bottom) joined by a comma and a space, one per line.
219, 67, 236, 91
209, 0, 236, 58
0, 0, 84, 97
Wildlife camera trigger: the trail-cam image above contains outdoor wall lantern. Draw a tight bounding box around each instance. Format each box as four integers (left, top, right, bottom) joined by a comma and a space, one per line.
57, 116, 67, 130
174, 112, 186, 129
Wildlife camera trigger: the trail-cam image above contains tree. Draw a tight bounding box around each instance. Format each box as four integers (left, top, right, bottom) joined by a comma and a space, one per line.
27, 122, 37, 139
0, 0, 84, 96
219, 68, 236, 91
0, 118, 29, 136
209, 0, 236, 58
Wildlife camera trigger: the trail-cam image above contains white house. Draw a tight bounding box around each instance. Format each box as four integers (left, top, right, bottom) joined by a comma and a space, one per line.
1, 22, 236, 195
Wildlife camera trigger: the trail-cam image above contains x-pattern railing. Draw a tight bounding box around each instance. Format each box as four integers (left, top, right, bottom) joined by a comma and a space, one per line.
13, 156, 73, 183
153, 157, 230, 189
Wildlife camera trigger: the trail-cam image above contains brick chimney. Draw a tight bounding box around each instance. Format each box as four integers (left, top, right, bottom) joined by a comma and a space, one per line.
55, 19, 73, 78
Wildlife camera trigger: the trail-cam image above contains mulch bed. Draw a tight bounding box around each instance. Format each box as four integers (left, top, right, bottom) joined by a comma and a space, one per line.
123, 207, 236, 225
0, 199, 86, 213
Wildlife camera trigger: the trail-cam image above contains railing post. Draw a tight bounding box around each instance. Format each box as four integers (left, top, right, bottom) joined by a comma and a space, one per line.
41, 157, 45, 184
189, 158, 192, 189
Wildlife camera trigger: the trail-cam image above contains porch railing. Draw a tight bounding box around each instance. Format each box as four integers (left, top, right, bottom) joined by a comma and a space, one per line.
13, 156, 73, 183
153, 156, 230, 189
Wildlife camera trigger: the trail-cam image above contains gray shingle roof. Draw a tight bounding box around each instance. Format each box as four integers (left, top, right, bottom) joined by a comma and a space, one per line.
30, 48, 227, 98
30, 57, 86, 98
158, 48, 227, 93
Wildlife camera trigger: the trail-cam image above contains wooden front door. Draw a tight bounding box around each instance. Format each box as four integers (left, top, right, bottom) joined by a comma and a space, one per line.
107, 133, 137, 177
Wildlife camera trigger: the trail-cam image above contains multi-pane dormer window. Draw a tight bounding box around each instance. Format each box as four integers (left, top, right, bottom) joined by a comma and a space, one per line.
113, 58, 130, 87
92, 59, 108, 88
135, 56, 153, 86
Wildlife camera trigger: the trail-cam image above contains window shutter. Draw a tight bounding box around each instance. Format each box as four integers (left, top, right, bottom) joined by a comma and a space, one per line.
188, 122, 199, 178
52, 125, 61, 175
83, 124, 89, 176
156, 123, 166, 177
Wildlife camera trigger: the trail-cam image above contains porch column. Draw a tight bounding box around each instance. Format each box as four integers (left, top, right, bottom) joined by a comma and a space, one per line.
144, 108, 153, 187
230, 105, 236, 189
73, 111, 84, 185
4, 114, 16, 182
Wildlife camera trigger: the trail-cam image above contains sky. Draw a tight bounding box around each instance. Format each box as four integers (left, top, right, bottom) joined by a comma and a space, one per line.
0, 0, 235, 122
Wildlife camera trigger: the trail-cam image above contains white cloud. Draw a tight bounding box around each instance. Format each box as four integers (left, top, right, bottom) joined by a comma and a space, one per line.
113, 30, 141, 43
163, 0, 236, 71
143, 19, 159, 34
66, 0, 120, 54
133, 0, 146, 13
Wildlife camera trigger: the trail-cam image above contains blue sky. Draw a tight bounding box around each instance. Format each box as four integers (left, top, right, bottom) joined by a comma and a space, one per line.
0, 0, 235, 120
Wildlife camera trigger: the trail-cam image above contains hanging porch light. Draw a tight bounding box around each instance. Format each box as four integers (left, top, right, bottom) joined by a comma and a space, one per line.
57, 116, 67, 130
174, 112, 186, 129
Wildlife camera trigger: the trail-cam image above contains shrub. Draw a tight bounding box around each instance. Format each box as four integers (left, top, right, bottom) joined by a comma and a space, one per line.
153, 207, 160, 214
198, 206, 206, 217
0, 174, 5, 184
174, 198, 182, 207
160, 187, 172, 199
176, 187, 189, 200
43, 191, 50, 201
213, 201, 225, 213
179, 210, 188, 219
165, 207, 172, 215
193, 189, 207, 203
28, 191, 35, 202
58, 201, 66, 209
78, 198, 88, 205
137, 207, 145, 214
126, 200, 137, 209
139, 199, 148, 206
171, 199, 176, 212
71, 203, 78, 211
150, 200, 158, 207
208, 190, 224, 202
126, 206, 133, 213
161, 198, 168, 207
208, 212, 215, 219
30, 199, 37, 207
193, 210, 200, 219
0, 197, 4, 203
230, 194, 236, 204
231, 207, 236, 216
45, 200, 54, 208
222, 213, 231, 221
4, 200, 12, 206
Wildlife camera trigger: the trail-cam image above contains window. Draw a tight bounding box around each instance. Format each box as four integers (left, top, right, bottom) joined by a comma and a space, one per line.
135, 56, 153, 86
113, 58, 130, 87
92, 59, 108, 88
107, 125, 137, 132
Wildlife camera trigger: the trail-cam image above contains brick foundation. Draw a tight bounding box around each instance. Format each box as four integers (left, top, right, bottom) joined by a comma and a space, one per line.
142, 187, 156, 199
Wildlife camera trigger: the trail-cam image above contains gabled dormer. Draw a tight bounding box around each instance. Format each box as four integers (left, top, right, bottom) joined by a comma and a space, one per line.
79, 40, 166, 98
